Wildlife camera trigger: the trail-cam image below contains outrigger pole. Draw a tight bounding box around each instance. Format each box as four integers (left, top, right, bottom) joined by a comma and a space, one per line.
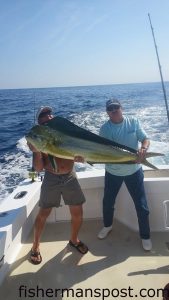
29, 91, 37, 182
148, 13, 169, 123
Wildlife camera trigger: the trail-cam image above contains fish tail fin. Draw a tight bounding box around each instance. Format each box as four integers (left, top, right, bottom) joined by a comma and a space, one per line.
146, 152, 164, 158
143, 151, 164, 169
142, 159, 158, 170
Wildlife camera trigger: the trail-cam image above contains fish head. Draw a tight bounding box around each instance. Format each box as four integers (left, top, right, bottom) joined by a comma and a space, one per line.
26, 125, 51, 152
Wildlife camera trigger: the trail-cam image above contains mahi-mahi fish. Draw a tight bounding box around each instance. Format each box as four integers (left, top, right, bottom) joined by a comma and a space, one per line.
26, 116, 164, 170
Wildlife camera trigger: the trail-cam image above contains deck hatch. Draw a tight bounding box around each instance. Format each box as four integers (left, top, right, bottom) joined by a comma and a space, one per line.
14, 191, 27, 199
0, 212, 8, 217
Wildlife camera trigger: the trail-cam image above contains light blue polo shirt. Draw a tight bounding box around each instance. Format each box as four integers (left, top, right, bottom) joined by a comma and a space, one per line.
99, 116, 149, 176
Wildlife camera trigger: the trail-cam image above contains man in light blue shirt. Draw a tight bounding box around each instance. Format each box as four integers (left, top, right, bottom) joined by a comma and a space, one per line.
98, 99, 152, 251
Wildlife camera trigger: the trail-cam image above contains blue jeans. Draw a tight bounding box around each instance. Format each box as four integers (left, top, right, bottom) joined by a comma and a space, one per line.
103, 168, 150, 239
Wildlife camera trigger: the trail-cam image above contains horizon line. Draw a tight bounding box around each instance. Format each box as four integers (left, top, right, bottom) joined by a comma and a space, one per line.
0, 80, 169, 91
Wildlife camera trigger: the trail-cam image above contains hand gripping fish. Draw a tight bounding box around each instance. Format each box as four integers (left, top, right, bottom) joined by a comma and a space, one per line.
26, 116, 164, 170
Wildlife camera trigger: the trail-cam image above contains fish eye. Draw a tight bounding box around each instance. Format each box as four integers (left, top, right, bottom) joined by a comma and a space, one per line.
32, 133, 37, 138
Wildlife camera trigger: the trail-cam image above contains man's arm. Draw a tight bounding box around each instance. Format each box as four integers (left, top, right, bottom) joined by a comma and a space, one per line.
141, 138, 150, 151
137, 138, 150, 162
32, 152, 44, 172
27, 142, 44, 172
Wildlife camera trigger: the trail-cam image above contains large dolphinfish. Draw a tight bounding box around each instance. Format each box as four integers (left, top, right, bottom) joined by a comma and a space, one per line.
26, 116, 164, 170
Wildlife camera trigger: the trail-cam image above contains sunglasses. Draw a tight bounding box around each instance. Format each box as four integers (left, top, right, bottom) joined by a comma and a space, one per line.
107, 105, 121, 111
39, 111, 52, 118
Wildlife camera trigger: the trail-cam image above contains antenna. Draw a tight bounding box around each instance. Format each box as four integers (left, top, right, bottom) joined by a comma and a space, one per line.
33, 91, 36, 124
30, 90, 37, 182
148, 13, 169, 123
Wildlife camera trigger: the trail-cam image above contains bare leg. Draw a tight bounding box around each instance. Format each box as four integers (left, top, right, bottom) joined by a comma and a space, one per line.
69, 204, 83, 243
69, 204, 88, 254
31, 207, 52, 263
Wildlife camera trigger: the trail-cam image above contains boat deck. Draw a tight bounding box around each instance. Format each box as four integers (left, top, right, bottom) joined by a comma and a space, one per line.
0, 219, 169, 300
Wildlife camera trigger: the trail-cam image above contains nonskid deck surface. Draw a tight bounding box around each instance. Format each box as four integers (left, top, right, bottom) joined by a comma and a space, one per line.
0, 219, 169, 300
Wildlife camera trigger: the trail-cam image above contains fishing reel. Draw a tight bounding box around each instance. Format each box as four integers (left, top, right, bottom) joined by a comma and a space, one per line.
28, 167, 44, 182
28, 167, 38, 182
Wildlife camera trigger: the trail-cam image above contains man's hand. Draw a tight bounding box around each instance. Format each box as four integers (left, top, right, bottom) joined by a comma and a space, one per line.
74, 155, 85, 163
136, 147, 148, 163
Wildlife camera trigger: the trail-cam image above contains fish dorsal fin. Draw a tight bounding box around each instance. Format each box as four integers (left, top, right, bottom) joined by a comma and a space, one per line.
45, 116, 137, 154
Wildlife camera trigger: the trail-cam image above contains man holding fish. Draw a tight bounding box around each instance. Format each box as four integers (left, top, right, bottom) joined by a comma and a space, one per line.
98, 99, 152, 251
27, 106, 88, 264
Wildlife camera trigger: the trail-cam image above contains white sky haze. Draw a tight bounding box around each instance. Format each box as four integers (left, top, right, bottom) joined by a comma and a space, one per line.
0, 0, 169, 89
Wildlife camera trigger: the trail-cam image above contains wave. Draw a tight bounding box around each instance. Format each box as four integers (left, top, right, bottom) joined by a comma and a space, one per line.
0, 138, 31, 203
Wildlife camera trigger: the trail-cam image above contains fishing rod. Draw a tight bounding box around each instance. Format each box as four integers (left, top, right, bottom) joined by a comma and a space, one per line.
148, 13, 169, 123
29, 91, 37, 182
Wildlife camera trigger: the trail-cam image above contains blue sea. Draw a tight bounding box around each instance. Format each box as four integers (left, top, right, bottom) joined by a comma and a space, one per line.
0, 82, 169, 203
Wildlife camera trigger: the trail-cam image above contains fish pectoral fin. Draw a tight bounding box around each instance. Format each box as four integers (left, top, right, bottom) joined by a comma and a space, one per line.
48, 154, 57, 171
146, 152, 164, 157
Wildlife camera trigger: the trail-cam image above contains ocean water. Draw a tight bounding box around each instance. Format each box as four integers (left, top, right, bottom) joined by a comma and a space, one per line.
0, 82, 169, 203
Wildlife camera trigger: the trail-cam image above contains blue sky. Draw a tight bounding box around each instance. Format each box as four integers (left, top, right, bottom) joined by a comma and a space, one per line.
0, 0, 169, 89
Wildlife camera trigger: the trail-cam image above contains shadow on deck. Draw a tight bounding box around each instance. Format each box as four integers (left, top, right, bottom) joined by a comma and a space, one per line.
0, 219, 169, 299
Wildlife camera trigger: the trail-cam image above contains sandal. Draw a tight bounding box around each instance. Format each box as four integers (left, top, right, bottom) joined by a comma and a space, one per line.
69, 240, 88, 254
30, 249, 42, 265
